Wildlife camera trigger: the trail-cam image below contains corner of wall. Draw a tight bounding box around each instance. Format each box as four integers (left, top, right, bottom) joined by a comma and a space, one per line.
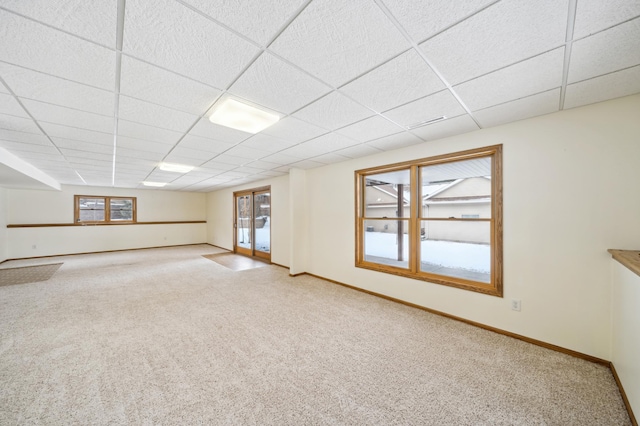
0, 187, 8, 262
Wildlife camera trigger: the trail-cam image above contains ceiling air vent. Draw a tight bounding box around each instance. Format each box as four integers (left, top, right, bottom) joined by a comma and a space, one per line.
406, 116, 447, 130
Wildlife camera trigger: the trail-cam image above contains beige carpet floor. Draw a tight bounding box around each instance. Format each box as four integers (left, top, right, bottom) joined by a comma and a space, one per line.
0, 245, 631, 425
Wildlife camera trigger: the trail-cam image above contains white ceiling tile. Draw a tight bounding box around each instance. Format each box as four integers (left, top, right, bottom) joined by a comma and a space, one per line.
243, 159, 282, 170
257, 170, 287, 178
366, 132, 424, 151
240, 134, 298, 152
116, 146, 165, 161
117, 119, 183, 144
228, 52, 331, 114
387, 1, 500, 41
564, 65, 640, 110
288, 159, 325, 170
474, 89, 560, 128
232, 165, 264, 175
117, 136, 173, 153
0, 10, 115, 90
177, 134, 236, 153
260, 152, 301, 165
0, 93, 29, 118
181, 0, 305, 45
261, 116, 328, 143
310, 153, 350, 165
118, 95, 198, 133
52, 137, 114, 154
420, 0, 568, 84
115, 157, 157, 168
0, 113, 41, 134
280, 133, 360, 158
0, 140, 58, 154
217, 144, 271, 160
208, 154, 250, 166
120, 56, 221, 115
1, 0, 117, 46
123, 0, 260, 88
270, 0, 410, 87
198, 162, 236, 172
455, 48, 564, 111
568, 18, 640, 84
0, 62, 114, 116
166, 146, 215, 161
61, 149, 113, 162
189, 118, 252, 144
573, 0, 640, 39
293, 91, 374, 130
340, 49, 445, 113
333, 144, 383, 159
21, 99, 113, 133
0, 129, 50, 145
41, 123, 113, 145
336, 115, 404, 143
382, 90, 466, 127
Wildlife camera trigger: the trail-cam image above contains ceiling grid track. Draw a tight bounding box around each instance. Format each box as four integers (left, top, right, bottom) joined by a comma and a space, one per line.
112, 0, 126, 187
559, 0, 578, 110
372, 0, 486, 129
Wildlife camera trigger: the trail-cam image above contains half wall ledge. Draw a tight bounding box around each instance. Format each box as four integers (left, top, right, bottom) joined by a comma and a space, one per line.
608, 249, 640, 278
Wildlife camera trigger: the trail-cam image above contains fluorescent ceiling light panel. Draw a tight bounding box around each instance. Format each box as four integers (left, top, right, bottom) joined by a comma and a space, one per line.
158, 162, 194, 173
143, 181, 167, 187
209, 99, 280, 134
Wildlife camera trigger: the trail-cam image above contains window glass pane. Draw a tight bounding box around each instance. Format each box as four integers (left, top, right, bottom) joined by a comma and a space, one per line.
364, 219, 410, 268
78, 197, 105, 222
421, 157, 491, 219
420, 220, 490, 283
236, 195, 251, 249
364, 169, 410, 219
254, 192, 270, 253
110, 198, 133, 221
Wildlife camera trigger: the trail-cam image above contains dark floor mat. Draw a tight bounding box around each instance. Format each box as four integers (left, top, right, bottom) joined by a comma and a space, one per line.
0, 263, 63, 287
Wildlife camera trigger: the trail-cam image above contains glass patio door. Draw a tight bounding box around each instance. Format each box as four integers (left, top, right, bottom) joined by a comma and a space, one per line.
234, 187, 271, 261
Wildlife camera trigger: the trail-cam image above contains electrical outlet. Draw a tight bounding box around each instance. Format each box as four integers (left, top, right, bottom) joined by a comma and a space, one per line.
511, 299, 521, 312
32, 244, 37, 249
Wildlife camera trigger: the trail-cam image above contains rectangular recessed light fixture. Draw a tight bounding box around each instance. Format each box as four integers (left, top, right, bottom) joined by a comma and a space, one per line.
158, 162, 194, 173
406, 116, 447, 130
209, 98, 280, 134
143, 181, 167, 187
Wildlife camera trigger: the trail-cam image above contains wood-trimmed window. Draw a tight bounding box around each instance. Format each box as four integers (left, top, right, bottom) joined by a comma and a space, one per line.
74, 195, 137, 224
355, 145, 503, 297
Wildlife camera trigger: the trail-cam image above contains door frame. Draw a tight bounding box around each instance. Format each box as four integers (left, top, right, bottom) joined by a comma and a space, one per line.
233, 186, 271, 261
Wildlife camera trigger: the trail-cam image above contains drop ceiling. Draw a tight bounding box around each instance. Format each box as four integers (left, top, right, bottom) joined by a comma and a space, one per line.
0, 0, 639, 192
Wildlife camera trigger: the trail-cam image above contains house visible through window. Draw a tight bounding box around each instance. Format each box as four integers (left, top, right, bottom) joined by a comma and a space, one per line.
355, 145, 503, 296
75, 195, 136, 223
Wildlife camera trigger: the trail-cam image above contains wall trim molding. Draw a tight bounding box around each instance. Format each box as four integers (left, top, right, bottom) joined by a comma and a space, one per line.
7, 220, 206, 228
610, 362, 638, 425
4, 242, 208, 262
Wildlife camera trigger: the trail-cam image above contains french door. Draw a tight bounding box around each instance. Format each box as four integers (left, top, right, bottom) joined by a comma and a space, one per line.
233, 187, 271, 261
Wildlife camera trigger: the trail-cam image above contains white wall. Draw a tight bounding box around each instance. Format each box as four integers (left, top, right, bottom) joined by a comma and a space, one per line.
301, 94, 640, 360
611, 260, 640, 417
6, 185, 207, 258
0, 187, 8, 262
206, 175, 290, 267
